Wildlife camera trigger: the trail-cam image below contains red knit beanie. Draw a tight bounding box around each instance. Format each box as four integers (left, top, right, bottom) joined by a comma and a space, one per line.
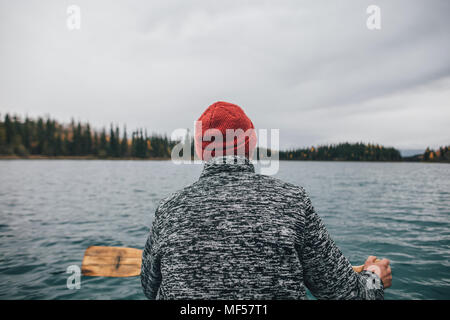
195, 101, 257, 160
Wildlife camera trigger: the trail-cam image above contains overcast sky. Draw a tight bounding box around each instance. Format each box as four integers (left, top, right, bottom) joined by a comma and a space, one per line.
1, 0, 449, 150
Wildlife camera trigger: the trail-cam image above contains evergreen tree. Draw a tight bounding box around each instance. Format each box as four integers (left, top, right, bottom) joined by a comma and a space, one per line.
121, 126, 128, 157
109, 124, 120, 157
92, 131, 99, 156
4, 114, 13, 145
83, 124, 92, 155
99, 128, 108, 158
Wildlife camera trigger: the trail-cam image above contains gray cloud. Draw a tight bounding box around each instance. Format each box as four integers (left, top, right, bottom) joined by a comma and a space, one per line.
0, 0, 449, 149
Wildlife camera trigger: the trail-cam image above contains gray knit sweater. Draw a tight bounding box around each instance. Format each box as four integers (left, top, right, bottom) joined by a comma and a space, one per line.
141, 156, 383, 300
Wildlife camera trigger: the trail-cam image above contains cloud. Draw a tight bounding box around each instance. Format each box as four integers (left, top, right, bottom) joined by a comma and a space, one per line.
0, 0, 449, 149
279, 76, 450, 149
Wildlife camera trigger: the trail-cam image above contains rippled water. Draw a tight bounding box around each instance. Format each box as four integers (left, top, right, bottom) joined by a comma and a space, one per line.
0, 160, 449, 299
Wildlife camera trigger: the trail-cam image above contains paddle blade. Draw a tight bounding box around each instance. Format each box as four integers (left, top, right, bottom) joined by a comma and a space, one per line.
81, 246, 143, 277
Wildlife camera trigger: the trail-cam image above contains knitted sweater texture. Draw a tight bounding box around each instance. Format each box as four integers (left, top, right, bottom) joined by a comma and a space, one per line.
141, 156, 383, 300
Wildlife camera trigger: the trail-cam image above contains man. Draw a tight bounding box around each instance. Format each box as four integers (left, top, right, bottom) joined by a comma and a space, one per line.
141, 101, 392, 299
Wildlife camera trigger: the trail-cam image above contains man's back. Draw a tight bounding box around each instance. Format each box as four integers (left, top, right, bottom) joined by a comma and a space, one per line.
141, 156, 384, 300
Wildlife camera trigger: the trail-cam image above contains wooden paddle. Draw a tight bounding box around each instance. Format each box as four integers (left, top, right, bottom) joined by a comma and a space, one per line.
81, 245, 375, 277
81, 246, 143, 277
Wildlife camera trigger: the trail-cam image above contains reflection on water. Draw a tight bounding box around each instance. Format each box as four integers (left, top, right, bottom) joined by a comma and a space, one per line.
0, 160, 449, 299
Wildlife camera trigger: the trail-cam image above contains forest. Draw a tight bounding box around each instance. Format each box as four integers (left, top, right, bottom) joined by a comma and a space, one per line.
278, 143, 402, 161
0, 113, 448, 162
0, 114, 174, 159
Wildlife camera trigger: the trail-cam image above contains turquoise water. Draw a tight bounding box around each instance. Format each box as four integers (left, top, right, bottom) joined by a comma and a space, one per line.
0, 160, 449, 299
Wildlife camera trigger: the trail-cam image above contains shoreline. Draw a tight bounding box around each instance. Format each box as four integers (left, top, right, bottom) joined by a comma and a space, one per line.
0, 155, 448, 163
0, 155, 172, 161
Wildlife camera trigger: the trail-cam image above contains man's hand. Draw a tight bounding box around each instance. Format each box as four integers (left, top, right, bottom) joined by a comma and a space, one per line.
363, 256, 392, 288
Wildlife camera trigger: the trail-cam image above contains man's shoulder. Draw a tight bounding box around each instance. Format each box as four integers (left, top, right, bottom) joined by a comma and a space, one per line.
254, 173, 309, 198
156, 174, 310, 216
154, 181, 201, 215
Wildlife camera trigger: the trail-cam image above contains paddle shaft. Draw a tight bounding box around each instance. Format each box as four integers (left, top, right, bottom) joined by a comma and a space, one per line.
81, 246, 375, 277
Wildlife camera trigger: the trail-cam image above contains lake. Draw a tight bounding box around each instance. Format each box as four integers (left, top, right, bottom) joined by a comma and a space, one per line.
0, 160, 449, 299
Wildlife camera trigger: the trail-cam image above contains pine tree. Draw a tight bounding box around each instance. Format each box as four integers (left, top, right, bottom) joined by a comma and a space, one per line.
121, 126, 128, 157
92, 131, 99, 156
83, 124, 92, 155
99, 128, 108, 158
